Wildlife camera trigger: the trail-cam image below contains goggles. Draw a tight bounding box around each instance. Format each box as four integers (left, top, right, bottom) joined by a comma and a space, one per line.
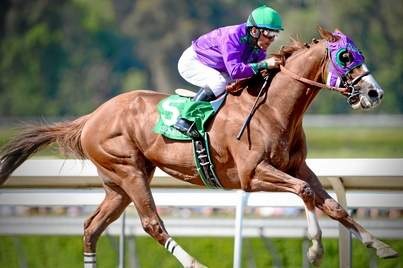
260, 29, 279, 41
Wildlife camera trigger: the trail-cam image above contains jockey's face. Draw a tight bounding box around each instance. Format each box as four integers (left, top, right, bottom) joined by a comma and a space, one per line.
250, 27, 278, 50
257, 35, 273, 50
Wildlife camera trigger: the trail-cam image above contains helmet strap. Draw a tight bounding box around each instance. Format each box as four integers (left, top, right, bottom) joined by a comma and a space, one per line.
248, 27, 262, 49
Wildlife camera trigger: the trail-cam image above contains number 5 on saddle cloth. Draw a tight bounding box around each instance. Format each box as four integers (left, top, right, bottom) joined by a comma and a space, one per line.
154, 94, 226, 188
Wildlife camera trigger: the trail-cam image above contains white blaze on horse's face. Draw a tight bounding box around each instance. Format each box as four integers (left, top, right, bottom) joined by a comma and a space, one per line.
350, 64, 384, 110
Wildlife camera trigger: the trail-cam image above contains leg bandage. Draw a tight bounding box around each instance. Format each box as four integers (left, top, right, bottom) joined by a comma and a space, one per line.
165, 237, 194, 267
84, 252, 96, 268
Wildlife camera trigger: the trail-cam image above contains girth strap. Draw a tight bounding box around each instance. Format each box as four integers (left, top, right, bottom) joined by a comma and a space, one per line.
192, 133, 223, 188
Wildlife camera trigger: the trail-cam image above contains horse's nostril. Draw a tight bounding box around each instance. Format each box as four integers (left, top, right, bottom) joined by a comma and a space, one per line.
368, 89, 379, 99
379, 91, 384, 99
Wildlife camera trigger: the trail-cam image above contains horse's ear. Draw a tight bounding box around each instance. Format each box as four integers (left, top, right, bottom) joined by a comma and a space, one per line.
318, 26, 339, 42
318, 26, 332, 40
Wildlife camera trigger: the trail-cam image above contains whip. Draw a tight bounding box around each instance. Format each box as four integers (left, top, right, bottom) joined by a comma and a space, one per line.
236, 75, 270, 140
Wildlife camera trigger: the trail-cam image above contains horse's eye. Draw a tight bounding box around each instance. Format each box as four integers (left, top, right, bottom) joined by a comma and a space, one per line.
339, 51, 351, 66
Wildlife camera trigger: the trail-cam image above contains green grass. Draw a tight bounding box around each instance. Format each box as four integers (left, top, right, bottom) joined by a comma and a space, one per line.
0, 236, 402, 267
304, 127, 403, 158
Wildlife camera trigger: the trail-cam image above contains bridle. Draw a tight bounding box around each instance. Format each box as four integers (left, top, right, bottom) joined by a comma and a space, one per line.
342, 69, 371, 105
279, 41, 371, 105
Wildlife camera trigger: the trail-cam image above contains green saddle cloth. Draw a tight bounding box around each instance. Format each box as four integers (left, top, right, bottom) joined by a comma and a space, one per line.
153, 95, 215, 140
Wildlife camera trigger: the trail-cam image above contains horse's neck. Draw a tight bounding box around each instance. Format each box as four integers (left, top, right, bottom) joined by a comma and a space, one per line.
266, 42, 326, 129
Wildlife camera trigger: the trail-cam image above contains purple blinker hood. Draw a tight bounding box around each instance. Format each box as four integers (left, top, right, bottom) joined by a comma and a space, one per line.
326, 31, 365, 87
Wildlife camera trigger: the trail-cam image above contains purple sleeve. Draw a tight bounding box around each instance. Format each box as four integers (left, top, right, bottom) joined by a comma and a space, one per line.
221, 35, 256, 80
256, 50, 266, 62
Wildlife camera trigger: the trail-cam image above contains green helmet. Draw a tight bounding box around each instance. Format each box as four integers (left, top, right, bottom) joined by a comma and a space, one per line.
246, 5, 284, 31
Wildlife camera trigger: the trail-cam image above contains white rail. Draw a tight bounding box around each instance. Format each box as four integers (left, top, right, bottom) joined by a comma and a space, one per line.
1, 159, 403, 268
2, 217, 402, 238
4, 158, 403, 189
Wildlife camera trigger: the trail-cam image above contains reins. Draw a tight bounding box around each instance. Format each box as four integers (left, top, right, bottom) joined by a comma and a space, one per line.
236, 41, 371, 140
236, 63, 347, 140
280, 64, 371, 106
279, 65, 348, 94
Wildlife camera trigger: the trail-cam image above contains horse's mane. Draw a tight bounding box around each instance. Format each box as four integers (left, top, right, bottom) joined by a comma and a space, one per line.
227, 38, 307, 94
273, 38, 306, 63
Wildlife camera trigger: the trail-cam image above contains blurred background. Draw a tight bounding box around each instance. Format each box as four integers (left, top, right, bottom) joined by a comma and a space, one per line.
0, 0, 402, 267
0, 0, 402, 116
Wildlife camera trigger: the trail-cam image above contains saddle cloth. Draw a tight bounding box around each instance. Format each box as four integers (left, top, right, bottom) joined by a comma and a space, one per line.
153, 93, 226, 140
153, 93, 226, 188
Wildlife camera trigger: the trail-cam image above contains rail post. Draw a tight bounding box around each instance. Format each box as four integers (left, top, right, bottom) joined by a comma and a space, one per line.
233, 190, 248, 268
118, 211, 126, 268
328, 177, 352, 268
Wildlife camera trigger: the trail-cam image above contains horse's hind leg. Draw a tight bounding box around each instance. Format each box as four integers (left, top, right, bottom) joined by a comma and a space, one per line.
110, 160, 207, 268
297, 162, 398, 259
83, 174, 131, 267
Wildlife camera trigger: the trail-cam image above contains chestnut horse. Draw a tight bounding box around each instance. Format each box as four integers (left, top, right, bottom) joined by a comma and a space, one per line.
0, 28, 397, 267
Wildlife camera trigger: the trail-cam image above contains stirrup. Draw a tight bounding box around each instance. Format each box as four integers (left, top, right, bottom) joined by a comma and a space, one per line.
173, 118, 202, 139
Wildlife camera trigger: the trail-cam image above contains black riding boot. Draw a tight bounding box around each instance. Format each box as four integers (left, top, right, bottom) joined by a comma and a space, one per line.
173, 88, 216, 139
192, 87, 216, 102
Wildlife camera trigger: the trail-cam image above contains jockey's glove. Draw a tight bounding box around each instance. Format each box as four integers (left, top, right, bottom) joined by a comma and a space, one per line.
250, 57, 281, 74
262, 57, 282, 69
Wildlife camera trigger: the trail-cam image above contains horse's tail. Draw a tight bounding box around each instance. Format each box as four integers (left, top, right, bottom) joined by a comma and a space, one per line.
0, 115, 90, 185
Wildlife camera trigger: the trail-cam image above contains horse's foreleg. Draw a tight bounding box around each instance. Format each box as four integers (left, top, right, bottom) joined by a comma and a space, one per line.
249, 161, 323, 266
83, 181, 131, 268
302, 202, 323, 265
120, 168, 207, 268
298, 162, 398, 259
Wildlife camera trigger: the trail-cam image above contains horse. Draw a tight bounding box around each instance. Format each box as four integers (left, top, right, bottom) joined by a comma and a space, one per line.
0, 27, 398, 267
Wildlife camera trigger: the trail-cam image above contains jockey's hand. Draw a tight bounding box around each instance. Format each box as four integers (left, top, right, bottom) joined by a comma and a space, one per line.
259, 69, 269, 77
262, 56, 282, 69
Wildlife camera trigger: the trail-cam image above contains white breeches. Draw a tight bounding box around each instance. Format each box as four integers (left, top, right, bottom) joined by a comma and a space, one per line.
178, 46, 231, 97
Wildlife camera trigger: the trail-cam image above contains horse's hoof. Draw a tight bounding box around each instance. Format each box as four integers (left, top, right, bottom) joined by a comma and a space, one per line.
189, 260, 208, 268
377, 246, 399, 259
307, 247, 323, 267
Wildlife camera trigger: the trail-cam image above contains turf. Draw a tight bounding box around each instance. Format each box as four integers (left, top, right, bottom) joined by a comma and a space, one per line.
305, 127, 403, 158
0, 236, 402, 267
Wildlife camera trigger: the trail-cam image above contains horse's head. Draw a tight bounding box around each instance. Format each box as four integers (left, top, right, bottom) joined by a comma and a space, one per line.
320, 28, 384, 110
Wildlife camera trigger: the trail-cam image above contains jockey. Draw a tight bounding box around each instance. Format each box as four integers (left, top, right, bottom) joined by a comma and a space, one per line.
174, 5, 284, 138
